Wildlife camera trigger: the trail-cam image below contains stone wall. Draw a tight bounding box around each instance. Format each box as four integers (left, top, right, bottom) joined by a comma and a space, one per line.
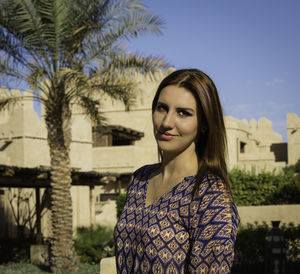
238, 204, 300, 226
0, 89, 50, 167
0, 88, 93, 170
287, 113, 300, 165
225, 116, 286, 172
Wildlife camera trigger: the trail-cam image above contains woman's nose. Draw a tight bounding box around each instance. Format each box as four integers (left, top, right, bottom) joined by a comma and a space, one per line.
162, 112, 175, 128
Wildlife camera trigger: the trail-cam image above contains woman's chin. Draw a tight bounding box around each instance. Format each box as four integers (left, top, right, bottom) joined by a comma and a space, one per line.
157, 144, 183, 156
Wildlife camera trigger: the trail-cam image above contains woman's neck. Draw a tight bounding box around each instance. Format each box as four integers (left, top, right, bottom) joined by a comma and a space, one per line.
160, 146, 198, 181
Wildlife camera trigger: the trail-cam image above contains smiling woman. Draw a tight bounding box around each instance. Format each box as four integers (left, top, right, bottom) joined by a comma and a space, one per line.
114, 69, 240, 273
153, 85, 198, 156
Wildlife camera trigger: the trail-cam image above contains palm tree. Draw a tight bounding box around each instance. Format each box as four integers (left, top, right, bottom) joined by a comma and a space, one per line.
0, 0, 167, 271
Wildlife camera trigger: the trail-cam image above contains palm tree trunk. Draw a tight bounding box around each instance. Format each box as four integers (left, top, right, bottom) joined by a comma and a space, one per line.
45, 102, 77, 272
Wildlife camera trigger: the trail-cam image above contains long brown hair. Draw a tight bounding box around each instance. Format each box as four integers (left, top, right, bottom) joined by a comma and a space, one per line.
152, 69, 230, 192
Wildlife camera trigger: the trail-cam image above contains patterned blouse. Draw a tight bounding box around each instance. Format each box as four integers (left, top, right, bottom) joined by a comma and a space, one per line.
114, 164, 239, 273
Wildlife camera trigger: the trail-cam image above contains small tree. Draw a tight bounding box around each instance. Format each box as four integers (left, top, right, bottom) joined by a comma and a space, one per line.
7, 188, 48, 239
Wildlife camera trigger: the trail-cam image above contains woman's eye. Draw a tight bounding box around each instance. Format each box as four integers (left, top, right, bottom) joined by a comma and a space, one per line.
156, 104, 168, 112
178, 110, 191, 117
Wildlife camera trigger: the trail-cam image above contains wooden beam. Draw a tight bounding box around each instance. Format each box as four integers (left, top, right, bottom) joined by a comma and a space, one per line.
0, 176, 107, 187
0, 177, 50, 188
35, 187, 42, 244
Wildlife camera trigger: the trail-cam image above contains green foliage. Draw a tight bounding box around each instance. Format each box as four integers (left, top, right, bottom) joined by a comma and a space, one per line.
116, 193, 127, 219
281, 222, 300, 262
0, 238, 35, 264
282, 165, 295, 176
0, 263, 98, 273
114, 168, 300, 213
230, 168, 300, 206
74, 225, 114, 264
234, 222, 269, 265
295, 159, 300, 173
232, 222, 300, 274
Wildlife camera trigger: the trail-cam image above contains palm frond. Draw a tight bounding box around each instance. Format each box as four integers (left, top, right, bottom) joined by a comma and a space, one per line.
37, 0, 72, 72
55, 0, 111, 65
114, 9, 165, 39
91, 68, 137, 109
100, 0, 164, 37
0, 56, 27, 82
0, 29, 29, 67
55, 68, 91, 101
62, 0, 165, 68
0, 88, 20, 111
76, 95, 106, 125
0, 0, 168, 113
111, 53, 169, 75
0, 0, 52, 74
25, 61, 48, 90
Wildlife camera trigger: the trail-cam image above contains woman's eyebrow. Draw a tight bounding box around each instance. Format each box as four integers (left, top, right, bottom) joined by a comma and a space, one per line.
177, 107, 195, 113
157, 101, 196, 113
156, 101, 167, 105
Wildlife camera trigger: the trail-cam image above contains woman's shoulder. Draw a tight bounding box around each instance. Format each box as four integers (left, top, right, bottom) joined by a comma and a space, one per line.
132, 163, 160, 181
126, 164, 160, 191
195, 173, 239, 219
193, 173, 233, 203
200, 173, 227, 191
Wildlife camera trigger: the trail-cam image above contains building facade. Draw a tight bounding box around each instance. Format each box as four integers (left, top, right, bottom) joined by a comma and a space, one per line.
0, 70, 298, 237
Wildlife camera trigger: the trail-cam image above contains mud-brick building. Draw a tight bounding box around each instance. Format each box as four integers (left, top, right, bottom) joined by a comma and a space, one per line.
0, 70, 299, 238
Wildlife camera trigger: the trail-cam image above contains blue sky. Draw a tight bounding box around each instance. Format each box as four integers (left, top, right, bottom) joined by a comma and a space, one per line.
128, 0, 300, 141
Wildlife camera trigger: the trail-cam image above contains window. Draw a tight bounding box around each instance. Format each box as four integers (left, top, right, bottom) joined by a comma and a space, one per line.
112, 136, 132, 146
92, 125, 144, 147
240, 141, 246, 153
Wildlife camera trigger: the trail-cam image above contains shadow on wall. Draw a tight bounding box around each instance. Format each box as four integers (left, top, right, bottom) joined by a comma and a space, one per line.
270, 143, 288, 163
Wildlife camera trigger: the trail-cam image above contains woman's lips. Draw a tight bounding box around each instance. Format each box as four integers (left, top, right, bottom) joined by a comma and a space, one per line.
159, 132, 177, 141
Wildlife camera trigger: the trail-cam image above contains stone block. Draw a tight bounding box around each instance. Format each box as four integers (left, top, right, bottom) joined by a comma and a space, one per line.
30, 244, 49, 265
100, 256, 117, 274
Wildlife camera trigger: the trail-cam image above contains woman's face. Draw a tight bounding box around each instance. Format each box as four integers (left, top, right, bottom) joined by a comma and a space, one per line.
153, 85, 198, 156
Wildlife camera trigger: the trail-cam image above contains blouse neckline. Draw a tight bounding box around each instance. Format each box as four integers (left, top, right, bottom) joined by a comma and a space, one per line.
143, 164, 196, 209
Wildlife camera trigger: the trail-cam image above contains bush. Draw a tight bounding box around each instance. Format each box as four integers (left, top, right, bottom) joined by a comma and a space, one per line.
74, 225, 114, 264
0, 238, 34, 264
115, 168, 300, 210
230, 168, 300, 206
0, 263, 99, 273
116, 193, 126, 219
232, 222, 300, 274
295, 158, 300, 173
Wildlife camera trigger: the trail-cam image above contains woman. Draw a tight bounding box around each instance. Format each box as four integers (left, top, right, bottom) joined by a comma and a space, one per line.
114, 69, 239, 273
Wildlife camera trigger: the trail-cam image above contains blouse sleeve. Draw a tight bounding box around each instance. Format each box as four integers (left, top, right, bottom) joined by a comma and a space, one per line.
187, 175, 239, 273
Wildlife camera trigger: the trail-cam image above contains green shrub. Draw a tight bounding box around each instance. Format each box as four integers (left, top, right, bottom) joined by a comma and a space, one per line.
295, 158, 300, 173
116, 193, 126, 219
74, 225, 114, 264
0, 263, 98, 273
281, 223, 300, 262
234, 222, 269, 270
0, 239, 33, 264
230, 168, 300, 206
115, 168, 300, 210
282, 164, 295, 175
232, 222, 300, 274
